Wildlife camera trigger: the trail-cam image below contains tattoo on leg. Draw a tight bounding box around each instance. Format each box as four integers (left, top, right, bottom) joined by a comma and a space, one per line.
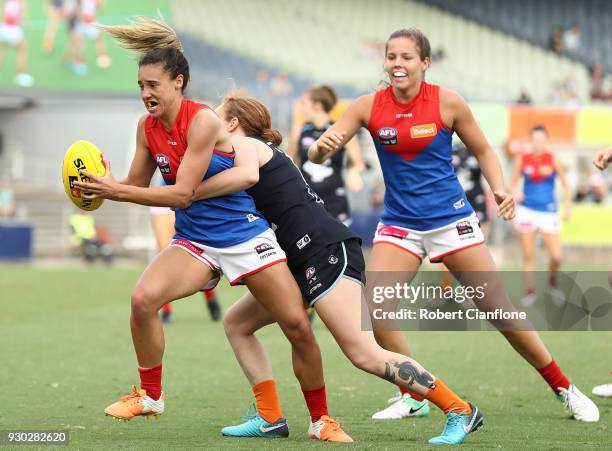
384, 362, 395, 383
393, 361, 436, 389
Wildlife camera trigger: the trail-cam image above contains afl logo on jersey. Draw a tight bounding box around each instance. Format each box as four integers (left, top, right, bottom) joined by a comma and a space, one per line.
377, 127, 398, 145
156, 154, 171, 174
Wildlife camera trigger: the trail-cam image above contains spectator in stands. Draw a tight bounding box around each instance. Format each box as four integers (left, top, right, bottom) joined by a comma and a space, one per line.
253, 68, 270, 100
269, 72, 293, 97
69, 211, 113, 264
515, 89, 532, 105
549, 26, 564, 55
589, 63, 610, 101
0, 0, 34, 87
0, 181, 16, 219
562, 24, 581, 53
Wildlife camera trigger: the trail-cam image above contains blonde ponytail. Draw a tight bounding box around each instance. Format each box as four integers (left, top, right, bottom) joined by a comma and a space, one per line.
98, 17, 182, 54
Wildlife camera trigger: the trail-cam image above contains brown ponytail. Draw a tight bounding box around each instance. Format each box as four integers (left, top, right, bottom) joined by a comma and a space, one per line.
221, 93, 282, 146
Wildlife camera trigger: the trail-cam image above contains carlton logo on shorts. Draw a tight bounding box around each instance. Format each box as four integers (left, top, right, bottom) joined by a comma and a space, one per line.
377, 127, 398, 145
456, 221, 474, 236
328, 255, 339, 264
156, 154, 171, 174
306, 266, 316, 280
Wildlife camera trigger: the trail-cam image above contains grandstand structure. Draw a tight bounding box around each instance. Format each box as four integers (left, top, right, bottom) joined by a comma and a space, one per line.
424, 0, 612, 75
173, 0, 594, 104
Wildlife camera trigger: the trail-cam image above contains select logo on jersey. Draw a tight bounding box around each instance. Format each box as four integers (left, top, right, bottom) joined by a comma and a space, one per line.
255, 243, 273, 254
453, 198, 465, 210
456, 221, 474, 236
410, 123, 437, 139
377, 127, 398, 145
68, 176, 81, 198
247, 214, 259, 223
328, 255, 339, 264
377, 225, 408, 240
156, 154, 171, 174
296, 234, 311, 250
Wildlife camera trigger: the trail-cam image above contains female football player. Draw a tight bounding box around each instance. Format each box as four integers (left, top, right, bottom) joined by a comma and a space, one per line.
73, 18, 344, 439
288, 85, 365, 225
194, 94, 484, 446
510, 125, 572, 307
308, 28, 598, 423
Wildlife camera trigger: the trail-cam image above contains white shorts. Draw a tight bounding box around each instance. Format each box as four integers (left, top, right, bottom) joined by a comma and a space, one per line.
514, 205, 561, 234
0, 24, 23, 45
150, 206, 174, 216
170, 228, 287, 289
372, 215, 485, 263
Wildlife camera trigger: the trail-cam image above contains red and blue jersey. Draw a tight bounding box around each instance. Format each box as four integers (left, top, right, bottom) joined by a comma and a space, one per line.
367, 83, 473, 230
520, 152, 557, 212
145, 99, 268, 247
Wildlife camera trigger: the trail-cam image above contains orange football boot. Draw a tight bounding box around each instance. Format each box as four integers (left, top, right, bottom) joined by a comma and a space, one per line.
104, 385, 165, 421
308, 415, 353, 442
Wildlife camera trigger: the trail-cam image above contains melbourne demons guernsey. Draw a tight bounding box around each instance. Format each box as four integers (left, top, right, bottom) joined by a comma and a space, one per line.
367, 83, 473, 230
520, 152, 557, 212
145, 99, 268, 247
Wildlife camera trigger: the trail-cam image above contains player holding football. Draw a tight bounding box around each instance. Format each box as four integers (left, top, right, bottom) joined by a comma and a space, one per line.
74, 18, 351, 441
308, 28, 599, 423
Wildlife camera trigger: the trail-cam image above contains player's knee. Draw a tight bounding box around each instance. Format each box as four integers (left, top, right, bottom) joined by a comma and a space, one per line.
131, 286, 160, 317
550, 253, 562, 266
282, 314, 316, 347
222, 306, 242, 338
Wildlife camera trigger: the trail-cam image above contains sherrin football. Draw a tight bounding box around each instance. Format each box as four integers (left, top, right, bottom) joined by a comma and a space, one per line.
62, 140, 106, 211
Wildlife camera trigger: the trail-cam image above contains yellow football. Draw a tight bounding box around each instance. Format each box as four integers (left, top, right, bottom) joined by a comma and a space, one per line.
62, 140, 106, 211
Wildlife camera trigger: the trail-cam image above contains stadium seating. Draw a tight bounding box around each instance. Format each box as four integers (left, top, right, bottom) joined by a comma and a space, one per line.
171, 0, 591, 103
423, 0, 612, 75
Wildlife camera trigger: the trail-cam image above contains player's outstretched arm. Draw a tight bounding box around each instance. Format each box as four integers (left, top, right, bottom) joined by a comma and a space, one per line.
308, 94, 372, 163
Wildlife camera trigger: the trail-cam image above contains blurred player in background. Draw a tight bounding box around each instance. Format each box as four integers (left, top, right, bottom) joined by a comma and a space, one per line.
68, 0, 111, 75
591, 146, 612, 398
198, 94, 484, 446
289, 85, 365, 226
41, 0, 64, 53
510, 125, 572, 307
309, 28, 599, 423
150, 200, 221, 323
75, 19, 331, 433
0, 0, 33, 87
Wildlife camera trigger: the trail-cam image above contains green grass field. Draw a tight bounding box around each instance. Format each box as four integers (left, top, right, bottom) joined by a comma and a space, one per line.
1, 266, 611, 450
